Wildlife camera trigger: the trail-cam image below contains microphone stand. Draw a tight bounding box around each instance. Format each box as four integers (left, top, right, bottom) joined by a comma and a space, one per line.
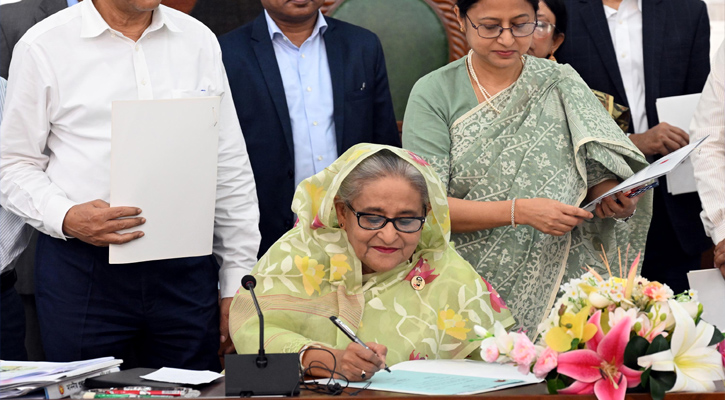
225, 276, 300, 397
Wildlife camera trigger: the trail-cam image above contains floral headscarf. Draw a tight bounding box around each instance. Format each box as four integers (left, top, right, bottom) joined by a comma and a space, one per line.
229, 144, 514, 365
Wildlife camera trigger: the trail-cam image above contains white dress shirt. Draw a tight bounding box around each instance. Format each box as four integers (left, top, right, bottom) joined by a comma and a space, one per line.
265, 11, 337, 189
0, 0, 260, 297
0, 77, 33, 273
691, 42, 725, 245
604, 0, 648, 133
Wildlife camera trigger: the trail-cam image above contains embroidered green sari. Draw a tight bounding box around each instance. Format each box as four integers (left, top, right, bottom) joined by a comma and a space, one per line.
402, 56, 652, 336
229, 144, 515, 365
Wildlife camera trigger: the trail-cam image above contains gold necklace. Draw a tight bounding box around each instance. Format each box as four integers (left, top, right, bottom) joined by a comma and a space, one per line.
465, 50, 525, 114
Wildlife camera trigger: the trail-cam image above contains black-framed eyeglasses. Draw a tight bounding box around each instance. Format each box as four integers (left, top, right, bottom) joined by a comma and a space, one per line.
345, 203, 426, 233
465, 14, 537, 39
533, 21, 557, 39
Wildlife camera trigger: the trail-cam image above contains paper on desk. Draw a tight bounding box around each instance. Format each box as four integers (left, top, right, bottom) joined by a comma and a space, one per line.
109, 97, 220, 264
328, 359, 541, 395
140, 368, 223, 386
655, 93, 701, 195
582, 136, 707, 212
687, 269, 725, 329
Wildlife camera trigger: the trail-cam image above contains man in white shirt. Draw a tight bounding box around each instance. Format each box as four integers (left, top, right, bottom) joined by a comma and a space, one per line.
691, 42, 725, 279
558, 0, 711, 292
0, 0, 260, 369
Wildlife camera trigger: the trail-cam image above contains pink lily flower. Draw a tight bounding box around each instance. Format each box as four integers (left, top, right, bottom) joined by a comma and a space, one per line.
557, 315, 642, 400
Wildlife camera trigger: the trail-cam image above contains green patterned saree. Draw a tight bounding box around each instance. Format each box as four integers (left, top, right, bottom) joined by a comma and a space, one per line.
403, 56, 652, 336
229, 144, 514, 365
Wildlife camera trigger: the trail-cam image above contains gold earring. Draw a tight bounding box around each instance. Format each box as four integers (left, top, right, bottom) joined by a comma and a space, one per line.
548, 54, 557, 62
460, 27, 465, 32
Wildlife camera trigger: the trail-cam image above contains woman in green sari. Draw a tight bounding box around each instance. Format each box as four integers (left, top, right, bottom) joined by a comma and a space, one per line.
229, 144, 514, 381
402, 0, 652, 336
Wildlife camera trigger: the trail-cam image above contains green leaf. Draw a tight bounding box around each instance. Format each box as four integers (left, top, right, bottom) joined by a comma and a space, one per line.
640, 367, 651, 387
646, 334, 670, 355
624, 336, 649, 369
570, 338, 580, 351
707, 327, 724, 347
649, 370, 676, 400
546, 377, 565, 395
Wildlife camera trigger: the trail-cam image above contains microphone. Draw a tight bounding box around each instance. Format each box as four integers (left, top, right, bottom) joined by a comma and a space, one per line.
225, 275, 300, 397
241, 275, 267, 368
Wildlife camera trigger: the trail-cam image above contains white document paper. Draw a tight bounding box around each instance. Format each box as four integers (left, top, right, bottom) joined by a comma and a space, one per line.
317, 359, 542, 395
582, 136, 707, 212
139, 368, 223, 386
655, 93, 701, 195
109, 97, 220, 264
687, 269, 725, 329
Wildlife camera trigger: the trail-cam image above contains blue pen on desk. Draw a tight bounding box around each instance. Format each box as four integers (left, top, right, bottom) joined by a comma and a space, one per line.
329, 316, 391, 373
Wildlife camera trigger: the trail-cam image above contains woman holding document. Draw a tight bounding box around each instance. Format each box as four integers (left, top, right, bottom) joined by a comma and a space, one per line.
402, 0, 652, 335
228, 144, 514, 381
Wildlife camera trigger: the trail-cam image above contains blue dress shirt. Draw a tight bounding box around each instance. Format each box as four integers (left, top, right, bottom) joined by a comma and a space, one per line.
265, 10, 337, 189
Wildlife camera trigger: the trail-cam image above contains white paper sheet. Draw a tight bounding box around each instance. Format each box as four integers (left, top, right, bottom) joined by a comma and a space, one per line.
313, 359, 542, 395
109, 97, 220, 264
139, 368, 223, 385
655, 93, 701, 195
687, 269, 725, 329
582, 136, 707, 212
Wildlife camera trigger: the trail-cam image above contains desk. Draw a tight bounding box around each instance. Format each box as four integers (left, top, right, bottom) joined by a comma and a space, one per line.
199, 378, 725, 399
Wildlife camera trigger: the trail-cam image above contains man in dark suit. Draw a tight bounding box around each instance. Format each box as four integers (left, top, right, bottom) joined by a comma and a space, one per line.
219, 0, 400, 256
557, 0, 711, 293
0, 0, 68, 79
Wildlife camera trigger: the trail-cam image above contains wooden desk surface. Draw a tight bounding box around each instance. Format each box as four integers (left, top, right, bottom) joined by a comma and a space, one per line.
199, 378, 725, 400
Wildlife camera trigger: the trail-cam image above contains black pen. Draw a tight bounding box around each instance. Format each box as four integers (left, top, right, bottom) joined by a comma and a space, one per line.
329, 316, 391, 373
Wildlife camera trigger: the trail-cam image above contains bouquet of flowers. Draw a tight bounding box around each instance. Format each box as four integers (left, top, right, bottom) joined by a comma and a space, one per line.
474, 250, 725, 400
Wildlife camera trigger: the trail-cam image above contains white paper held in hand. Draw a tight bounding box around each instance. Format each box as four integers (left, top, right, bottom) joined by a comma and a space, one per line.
109, 97, 220, 264
581, 136, 707, 212
655, 93, 701, 195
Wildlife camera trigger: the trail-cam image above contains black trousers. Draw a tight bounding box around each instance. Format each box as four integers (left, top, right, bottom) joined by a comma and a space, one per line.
35, 234, 222, 371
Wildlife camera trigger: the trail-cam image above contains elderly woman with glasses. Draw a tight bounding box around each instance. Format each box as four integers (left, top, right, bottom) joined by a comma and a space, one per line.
402, 0, 652, 336
229, 144, 514, 382
527, 0, 631, 132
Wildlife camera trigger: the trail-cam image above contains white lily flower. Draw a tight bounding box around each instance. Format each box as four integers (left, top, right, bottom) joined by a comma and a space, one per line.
637, 300, 725, 392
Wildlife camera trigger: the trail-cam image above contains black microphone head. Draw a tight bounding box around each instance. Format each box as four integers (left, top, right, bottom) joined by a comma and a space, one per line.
241, 275, 257, 290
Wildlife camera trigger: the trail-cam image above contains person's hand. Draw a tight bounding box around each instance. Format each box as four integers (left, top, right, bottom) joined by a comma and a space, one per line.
628, 122, 689, 156
62, 200, 145, 246
517, 198, 593, 236
595, 191, 639, 220
336, 342, 387, 382
218, 297, 235, 367
715, 239, 725, 278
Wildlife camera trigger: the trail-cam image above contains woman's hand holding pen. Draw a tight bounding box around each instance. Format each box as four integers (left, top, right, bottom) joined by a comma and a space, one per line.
337, 342, 388, 382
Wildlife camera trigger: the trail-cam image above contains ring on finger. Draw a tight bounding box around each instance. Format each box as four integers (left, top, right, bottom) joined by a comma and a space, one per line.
361, 370, 366, 379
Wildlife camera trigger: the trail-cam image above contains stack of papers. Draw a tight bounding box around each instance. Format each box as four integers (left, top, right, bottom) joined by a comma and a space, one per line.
0, 357, 122, 399
318, 359, 542, 395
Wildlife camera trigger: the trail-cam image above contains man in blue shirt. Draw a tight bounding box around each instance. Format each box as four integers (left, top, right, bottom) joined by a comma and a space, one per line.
220, 0, 400, 256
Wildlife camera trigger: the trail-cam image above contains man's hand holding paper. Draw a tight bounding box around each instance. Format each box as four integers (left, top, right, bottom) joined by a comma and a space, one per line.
62, 199, 145, 246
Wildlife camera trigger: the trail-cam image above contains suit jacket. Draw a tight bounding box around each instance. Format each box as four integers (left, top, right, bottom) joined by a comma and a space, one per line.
219, 14, 400, 256
557, 0, 711, 255
0, 0, 66, 79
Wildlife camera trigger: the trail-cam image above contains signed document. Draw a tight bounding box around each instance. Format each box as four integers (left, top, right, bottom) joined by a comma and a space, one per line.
109, 97, 220, 264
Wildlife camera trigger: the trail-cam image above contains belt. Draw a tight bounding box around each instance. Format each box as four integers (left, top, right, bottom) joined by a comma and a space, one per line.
1, 268, 18, 293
